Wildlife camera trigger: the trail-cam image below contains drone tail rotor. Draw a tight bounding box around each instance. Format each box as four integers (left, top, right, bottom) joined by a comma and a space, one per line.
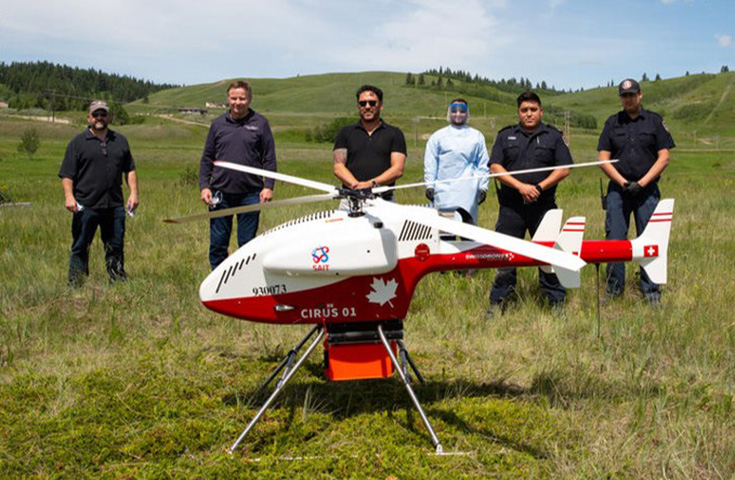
630, 198, 674, 284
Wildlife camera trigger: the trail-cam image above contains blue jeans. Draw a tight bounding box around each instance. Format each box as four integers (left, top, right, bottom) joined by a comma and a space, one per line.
209, 191, 260, 269
69, 205, 126, 285
490, 202, 566, 305
605, 181, 661, 298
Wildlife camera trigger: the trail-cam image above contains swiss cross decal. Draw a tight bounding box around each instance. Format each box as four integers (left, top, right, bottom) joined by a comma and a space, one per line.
644, 245, 659, 257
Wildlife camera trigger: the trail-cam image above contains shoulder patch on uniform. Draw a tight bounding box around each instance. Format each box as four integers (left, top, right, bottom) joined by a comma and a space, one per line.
662, 120, 670, 132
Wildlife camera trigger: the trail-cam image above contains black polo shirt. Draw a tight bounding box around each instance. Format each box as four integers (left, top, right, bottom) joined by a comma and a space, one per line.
199, 109, 277, 194
333, 120, 407, 186
597, 108, 675, 181
58, 128, 135, 209
489, 122, 573, 205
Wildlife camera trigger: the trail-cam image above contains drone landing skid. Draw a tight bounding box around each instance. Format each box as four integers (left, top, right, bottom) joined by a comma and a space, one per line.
227, 322, 443, 455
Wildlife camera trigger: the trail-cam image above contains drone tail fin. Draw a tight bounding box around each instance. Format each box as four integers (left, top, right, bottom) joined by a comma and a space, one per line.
532, 209, 563, 243
548, 216, 586, 288
630, 198, 675, 284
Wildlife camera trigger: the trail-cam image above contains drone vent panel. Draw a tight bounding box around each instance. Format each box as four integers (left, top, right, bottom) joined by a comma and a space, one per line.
398, 220, 432, 242
263, 210, 337, 236
216, 254, 254, 293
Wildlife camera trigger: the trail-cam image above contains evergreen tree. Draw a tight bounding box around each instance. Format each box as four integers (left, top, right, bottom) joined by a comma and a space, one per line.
655, 73, 662, 81
641, 72, 650, 82
17, 128, 40, 160
721, 65, 730, 73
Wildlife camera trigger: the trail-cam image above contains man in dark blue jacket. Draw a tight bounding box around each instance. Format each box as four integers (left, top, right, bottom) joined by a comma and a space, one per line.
199, 80, 277, 269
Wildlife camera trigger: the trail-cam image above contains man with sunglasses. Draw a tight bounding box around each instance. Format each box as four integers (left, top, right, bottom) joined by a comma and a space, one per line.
598, 78, 675, 307
199, 80, 277, 269
59, 100, 139, 286
333, 85, 406, 200
487, 91, 573, 317
424, 98, 489, 225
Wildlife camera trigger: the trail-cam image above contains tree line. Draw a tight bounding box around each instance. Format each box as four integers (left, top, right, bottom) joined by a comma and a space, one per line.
406, 67, 597, 129
409, 67, 560, 94
0, 61, 177, 111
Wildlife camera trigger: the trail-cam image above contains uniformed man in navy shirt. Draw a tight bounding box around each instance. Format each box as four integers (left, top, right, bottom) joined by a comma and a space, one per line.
59, 100, 139, 286
333, 85, 406, 201
598, 78, 675, 306
487, 92, 573, 317
199, 80, 277, 269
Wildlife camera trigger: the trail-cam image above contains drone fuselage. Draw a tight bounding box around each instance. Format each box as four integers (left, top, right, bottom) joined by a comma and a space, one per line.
199, 200, 671, 325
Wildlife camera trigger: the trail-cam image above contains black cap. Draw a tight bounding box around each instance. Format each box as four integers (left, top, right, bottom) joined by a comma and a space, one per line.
618, 79, 640, 95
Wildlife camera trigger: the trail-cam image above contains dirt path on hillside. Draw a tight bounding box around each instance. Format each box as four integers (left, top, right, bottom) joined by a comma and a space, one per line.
704, 76, 734, 124
9, 115, 70, 124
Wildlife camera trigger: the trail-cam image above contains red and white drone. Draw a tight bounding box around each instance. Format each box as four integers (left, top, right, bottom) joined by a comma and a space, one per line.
166, 161, 674, 454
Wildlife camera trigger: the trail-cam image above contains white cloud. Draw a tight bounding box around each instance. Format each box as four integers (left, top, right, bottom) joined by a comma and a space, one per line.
325, 0, 509, 73
715, 34, 732, 47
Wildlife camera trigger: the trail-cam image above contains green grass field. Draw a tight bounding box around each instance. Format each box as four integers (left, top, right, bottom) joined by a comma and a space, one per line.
2, 78, 735, 478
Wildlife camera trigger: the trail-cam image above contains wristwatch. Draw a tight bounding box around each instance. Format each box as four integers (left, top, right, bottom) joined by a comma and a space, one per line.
535, 184, 543, 193
371, 179, 378, 187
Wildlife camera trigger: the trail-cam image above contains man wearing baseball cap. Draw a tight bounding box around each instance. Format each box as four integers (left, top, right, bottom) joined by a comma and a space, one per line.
597, 79, 675, 306
58, 100, 139, 286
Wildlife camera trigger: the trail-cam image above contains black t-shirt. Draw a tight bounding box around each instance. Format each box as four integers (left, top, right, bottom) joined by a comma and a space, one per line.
489, 123, 573, 205
58, 129, 135, 208
333, 120, 407, 186
597, 108, 675, 181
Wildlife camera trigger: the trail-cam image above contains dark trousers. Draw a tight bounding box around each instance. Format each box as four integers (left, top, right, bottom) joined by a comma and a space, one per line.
605, 181, 661, 298
490, 202, 566, 305
209, 191, 261, 270
69, 206, 126, 285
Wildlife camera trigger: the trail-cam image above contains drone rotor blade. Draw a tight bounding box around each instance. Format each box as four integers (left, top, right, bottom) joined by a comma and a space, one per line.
409, 207, 586, 272
214, 161, 338, 194
378, 160, 619, 194
163, 193, 336, 224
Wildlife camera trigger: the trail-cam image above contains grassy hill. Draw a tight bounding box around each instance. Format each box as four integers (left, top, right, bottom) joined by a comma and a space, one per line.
122, 70, 735, 153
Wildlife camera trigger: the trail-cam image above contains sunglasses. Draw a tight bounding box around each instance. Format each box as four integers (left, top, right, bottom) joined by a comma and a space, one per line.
449, 103, 469, 113
92, 111, 108, 118
358, 100, 379, 107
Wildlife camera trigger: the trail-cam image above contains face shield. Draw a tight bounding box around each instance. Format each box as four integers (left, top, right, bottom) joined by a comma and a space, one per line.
447, 102, 470, 125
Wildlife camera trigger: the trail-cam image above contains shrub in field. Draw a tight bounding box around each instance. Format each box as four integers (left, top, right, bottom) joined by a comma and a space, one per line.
307, 116, 356, 143
177, 164, 199, 187
17, 128, 40, 160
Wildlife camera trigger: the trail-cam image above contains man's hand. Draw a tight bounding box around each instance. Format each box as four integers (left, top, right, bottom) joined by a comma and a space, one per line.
126, 194, 139, 213
425, 188, 435, 202
519, 183, 540, 203
201, 188, 213, 205
260, 188, 273, 203
478, 189, 487, 205
65, 195, 78, 213
623, 181, 643, 198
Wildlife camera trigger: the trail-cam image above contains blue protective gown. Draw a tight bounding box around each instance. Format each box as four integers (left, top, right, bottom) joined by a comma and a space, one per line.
423, 125, 490, 223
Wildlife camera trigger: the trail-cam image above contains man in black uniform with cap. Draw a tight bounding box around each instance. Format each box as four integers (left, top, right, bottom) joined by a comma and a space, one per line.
598, 78, 675, 306
487, 92, 573, 317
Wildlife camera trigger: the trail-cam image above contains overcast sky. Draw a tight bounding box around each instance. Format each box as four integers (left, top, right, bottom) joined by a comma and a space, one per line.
2, 0, 734, 89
